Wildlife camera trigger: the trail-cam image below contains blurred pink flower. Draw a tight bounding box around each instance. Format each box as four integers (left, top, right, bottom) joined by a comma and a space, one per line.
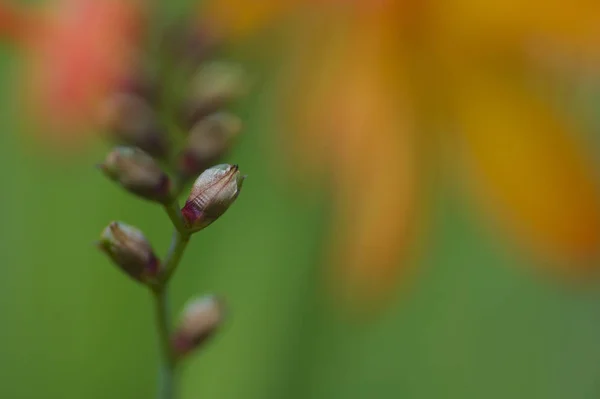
1, 0, 144, 148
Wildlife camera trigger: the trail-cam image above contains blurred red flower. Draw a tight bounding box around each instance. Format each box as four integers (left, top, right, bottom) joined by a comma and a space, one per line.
0, 0, 144, 148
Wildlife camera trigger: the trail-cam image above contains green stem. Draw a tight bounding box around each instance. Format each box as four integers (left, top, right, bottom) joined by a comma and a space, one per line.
162, 229, 191, 283
153, 202, 192, 399
152, 287, 176, 399
164, 201, 186, 235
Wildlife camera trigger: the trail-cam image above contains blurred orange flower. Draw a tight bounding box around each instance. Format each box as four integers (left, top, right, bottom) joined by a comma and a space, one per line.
202, 0, 600, 306
0, 0, 144, 147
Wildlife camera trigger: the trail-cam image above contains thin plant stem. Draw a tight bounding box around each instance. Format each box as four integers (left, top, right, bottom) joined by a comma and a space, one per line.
164, 201, 186, 235
152, 201, 192, 399
162, 228, 191, 283
153, 286, 176, 399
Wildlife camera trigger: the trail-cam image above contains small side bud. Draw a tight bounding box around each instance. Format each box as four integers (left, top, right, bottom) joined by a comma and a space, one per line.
172, 295, 224, 357
182, 61, 246, 128
115, 74, 158, 104
162, 21, 220, 66
97, 221, 160, 283
181, 164, 245, 233
178, 112, 242, 180
99, 146, 172, 203
99, 92, 169, 158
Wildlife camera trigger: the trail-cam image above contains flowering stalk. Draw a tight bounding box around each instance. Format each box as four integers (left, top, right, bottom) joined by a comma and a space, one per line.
94, 17, 247, 399
100, 162, 243, 399
151, 165, 242, 399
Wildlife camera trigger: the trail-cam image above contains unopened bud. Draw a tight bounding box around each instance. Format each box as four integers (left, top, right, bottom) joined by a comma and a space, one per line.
99, 92, 169, 158
100, 146, 171, 203
115, 74, 158, 104
163, 20, 220, 66
97, 221, 160, 283
182, 61, 246, 128
181, 164, 245, 233
172, 295, 224, 357
178, 113, 242, 179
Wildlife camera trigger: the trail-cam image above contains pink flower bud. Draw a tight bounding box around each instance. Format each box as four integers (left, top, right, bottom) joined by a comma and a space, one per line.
172, 295, 224, 357
97, 221, 159, 283
178, 112, 242, 179
181, 164, 245, 233
100, 146, 171, 203
99, 92, 169, 158
182, 61, 246, 127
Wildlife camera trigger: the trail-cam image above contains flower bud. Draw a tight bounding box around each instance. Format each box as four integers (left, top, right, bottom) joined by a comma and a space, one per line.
100, 146, 171, 203
97, 221, 160, 283
115, 73, 158, 104
178, 113, 242, 180
172, 295, 224, 357
162, 20, 220, 66
99, 91, 169, 158
181, 164, 245, 232
182, 61, 246, 128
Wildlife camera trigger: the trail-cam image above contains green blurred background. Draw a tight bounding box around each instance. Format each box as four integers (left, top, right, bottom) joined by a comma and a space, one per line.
2, 1, 600, 399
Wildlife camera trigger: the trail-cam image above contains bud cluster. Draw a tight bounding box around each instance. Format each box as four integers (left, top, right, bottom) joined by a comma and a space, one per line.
93, 19, 247, 366
97, 25, 246, 191
176, 60, 246, 180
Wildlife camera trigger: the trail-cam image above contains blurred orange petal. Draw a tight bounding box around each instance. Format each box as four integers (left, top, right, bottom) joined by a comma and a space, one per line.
199, 0, 298, 40
431, 0, 600, 60
23, 0, 144, 146
328, 117, 416, 308
273, 12, 351, 181
199, 0, 407, 42
455, 72, 600, 270
278, 10, 417, 305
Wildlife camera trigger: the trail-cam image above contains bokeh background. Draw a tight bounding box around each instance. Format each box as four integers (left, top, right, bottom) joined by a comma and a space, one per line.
2, 1, 600, 398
